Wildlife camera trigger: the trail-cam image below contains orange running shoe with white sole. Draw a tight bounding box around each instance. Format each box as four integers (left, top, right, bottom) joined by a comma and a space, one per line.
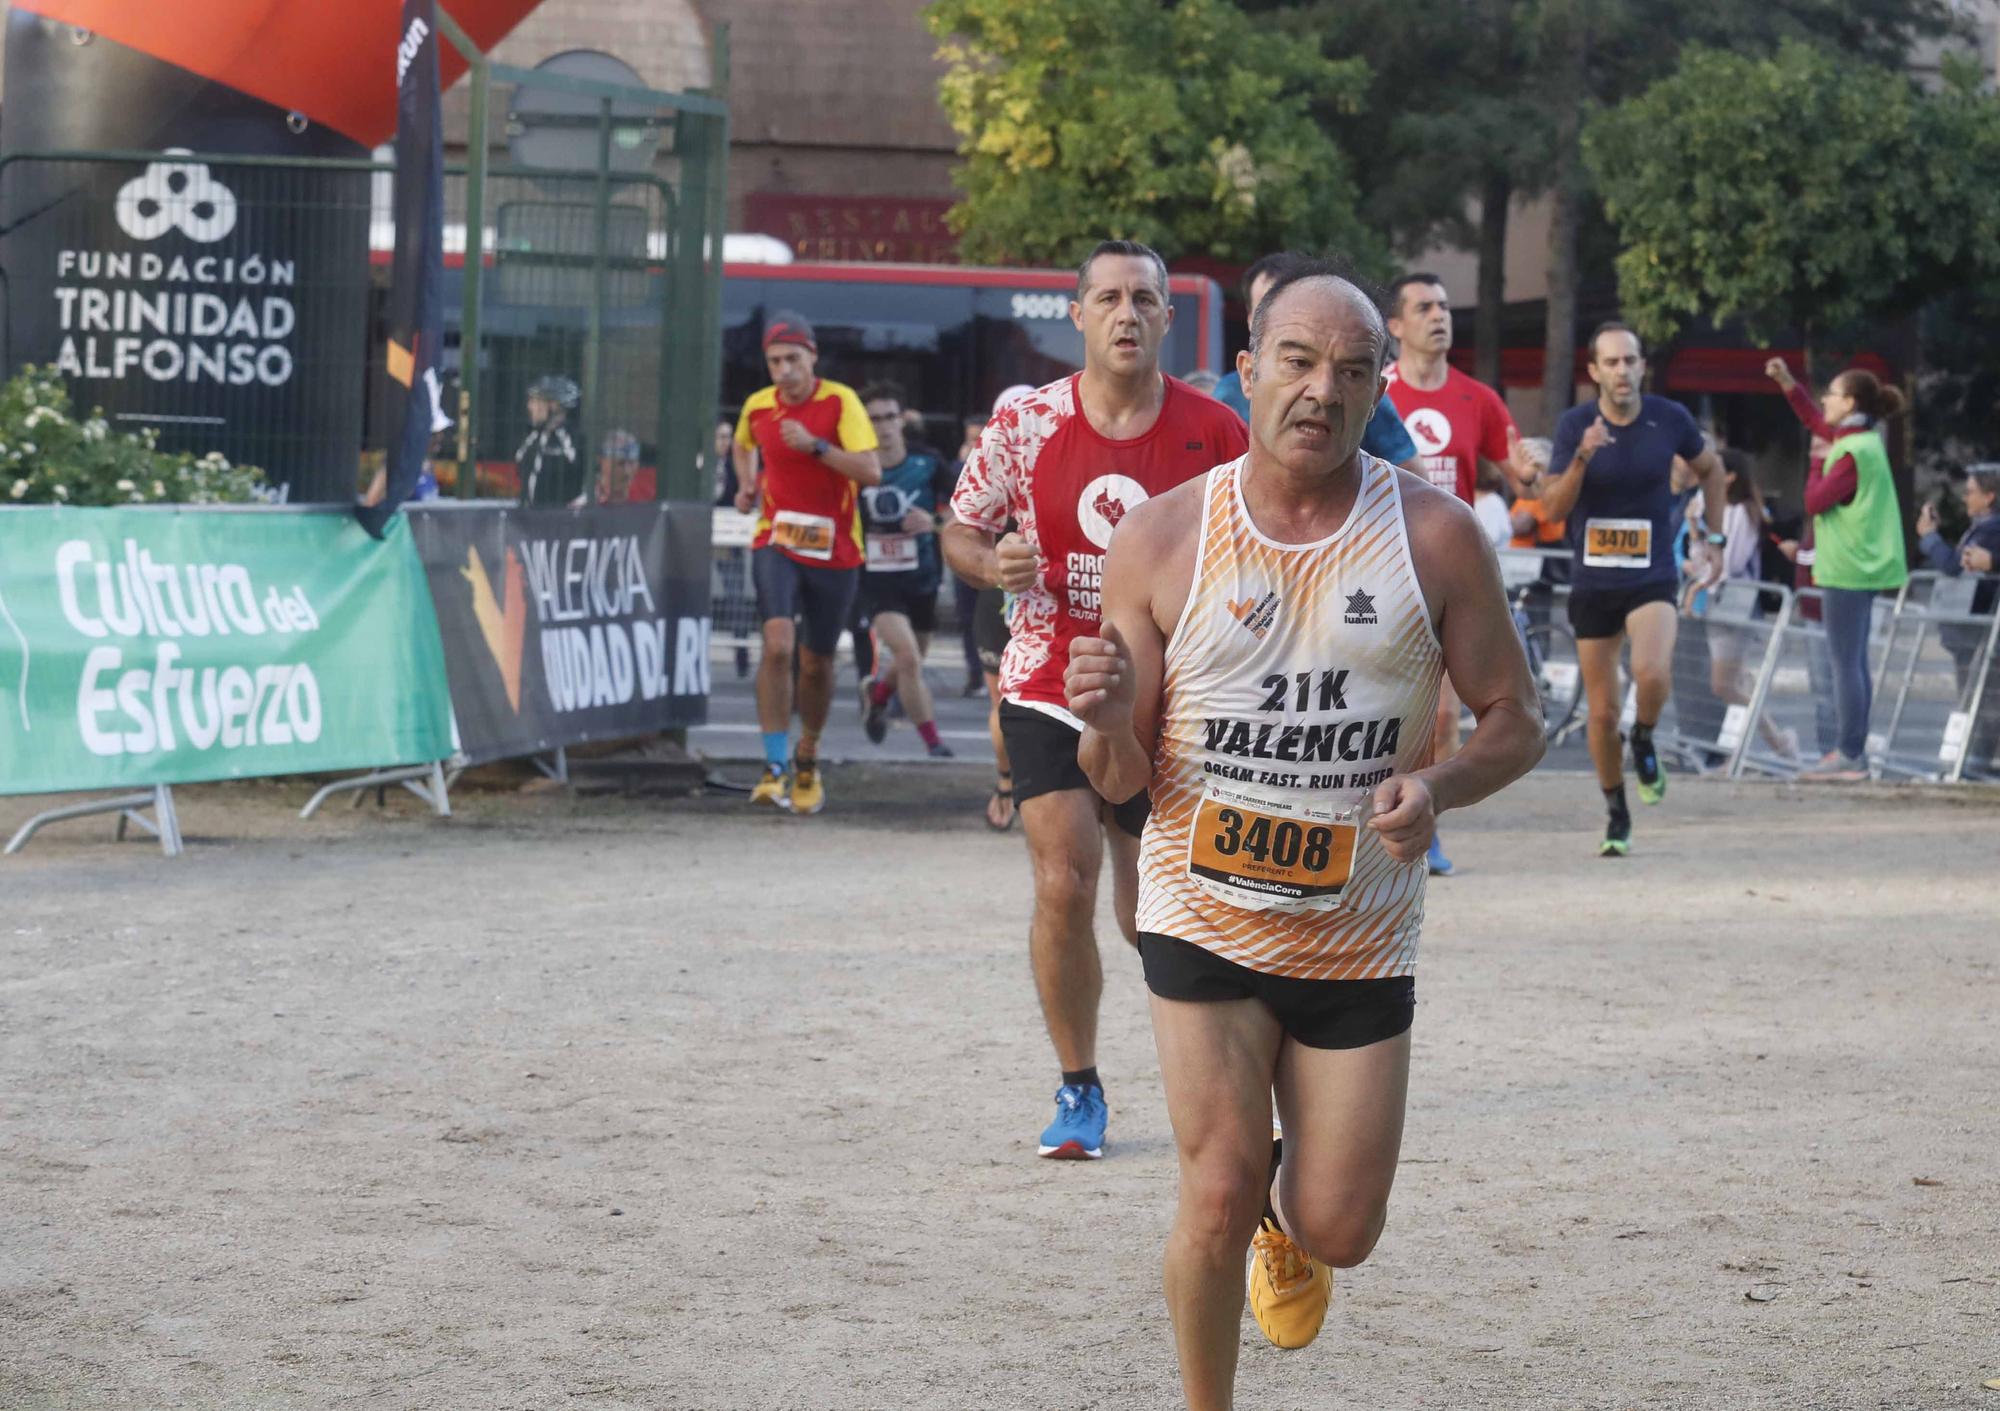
1247, 1217, 1332, 1349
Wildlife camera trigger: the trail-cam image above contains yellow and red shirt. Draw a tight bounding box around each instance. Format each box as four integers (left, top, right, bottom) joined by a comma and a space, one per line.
735, 379, 877, 569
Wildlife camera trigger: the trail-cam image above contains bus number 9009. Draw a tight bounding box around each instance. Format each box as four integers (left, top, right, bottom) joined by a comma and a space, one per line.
1010, 293, 1069, 321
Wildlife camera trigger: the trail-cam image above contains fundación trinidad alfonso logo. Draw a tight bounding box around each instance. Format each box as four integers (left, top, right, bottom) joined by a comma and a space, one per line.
1226, 589, 1280, 639
115, 151, 239, 244
1076, 474, 1147, 551
461, 544, 529, 712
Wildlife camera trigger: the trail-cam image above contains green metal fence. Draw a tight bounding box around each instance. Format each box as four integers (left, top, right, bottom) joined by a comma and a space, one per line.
0, 28, 728, 505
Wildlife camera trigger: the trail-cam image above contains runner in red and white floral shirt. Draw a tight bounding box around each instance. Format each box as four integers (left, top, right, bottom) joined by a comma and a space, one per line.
945, 239, 1247, 1161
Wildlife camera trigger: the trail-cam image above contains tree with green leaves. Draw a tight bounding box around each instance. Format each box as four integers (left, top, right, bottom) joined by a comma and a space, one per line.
923, 0, 1380, 267
1256, 0, 1958, 422
1585, 41, 2000, 360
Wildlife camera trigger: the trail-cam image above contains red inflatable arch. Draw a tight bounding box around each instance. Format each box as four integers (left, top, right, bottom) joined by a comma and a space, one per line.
10, 0, 545, 147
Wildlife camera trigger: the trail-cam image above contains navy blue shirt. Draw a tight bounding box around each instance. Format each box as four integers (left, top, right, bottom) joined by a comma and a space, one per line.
859, 448, 952, 588
1550, 395, 1706, 593
1213, 370, 1419, 464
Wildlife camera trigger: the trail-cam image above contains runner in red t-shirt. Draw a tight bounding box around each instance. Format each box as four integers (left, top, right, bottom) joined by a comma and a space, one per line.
731, 312, 882, 815
1383, 272, 1536, 877
946, 240, 1248, 1160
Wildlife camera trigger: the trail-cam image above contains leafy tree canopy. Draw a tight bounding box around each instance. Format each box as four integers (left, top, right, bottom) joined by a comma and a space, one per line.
1585, 40, 2000, 343
925, 0, 1380, 267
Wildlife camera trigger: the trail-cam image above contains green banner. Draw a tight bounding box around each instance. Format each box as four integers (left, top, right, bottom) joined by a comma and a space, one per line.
0, 508, 452, 795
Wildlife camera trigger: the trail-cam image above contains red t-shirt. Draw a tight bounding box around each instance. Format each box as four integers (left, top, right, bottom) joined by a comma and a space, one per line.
734, 378, 878, 569
1383, 364, 1514, 505
951, 373, 1248, 724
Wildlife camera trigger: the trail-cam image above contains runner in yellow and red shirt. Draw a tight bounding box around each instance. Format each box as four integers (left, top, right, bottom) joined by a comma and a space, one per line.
732, 312, 881, 814
1382, 273, 1536, 878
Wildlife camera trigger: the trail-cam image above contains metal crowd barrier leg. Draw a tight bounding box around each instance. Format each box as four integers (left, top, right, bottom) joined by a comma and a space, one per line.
300, 761, 453, 820
6, 784, 182, 859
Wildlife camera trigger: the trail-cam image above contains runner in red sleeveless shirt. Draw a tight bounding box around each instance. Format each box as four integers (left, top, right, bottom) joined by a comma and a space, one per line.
946, 239, 1247, 1160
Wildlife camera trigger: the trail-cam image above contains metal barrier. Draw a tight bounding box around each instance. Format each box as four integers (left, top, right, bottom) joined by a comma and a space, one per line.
711, 507, 758, 677
1868, 571, 2000, 783
1646, 579, 1797, 777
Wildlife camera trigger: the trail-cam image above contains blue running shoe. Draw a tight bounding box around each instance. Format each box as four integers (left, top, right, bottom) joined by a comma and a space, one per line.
1426, 833, 1454, 877
1038, 1084, 1107, 1160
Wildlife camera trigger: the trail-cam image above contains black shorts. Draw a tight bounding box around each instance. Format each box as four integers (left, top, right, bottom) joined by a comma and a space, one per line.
1567, 579, 1678, 639
1139, 933, 1416, 1050
974, 587, 1010, 673
859, 573, 939, 634
753, 546, 859, 656
998, 699, 1149, 838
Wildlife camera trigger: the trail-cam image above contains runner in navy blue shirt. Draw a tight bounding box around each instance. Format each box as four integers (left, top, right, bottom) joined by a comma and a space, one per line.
1538, 322, 1727, 856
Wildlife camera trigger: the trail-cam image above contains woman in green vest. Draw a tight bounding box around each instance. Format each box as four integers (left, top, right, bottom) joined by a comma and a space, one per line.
1802, 368, 1908, 780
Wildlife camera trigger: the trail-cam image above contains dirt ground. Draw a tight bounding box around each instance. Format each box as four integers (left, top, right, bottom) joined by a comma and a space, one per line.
2, 766, 1996, 1411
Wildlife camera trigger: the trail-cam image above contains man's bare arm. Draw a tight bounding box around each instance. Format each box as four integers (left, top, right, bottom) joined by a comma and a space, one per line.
822, 445, 882, 486
1071, 504, 1172, 805
1410, 490, 1546, 815
941, 521, 999, 589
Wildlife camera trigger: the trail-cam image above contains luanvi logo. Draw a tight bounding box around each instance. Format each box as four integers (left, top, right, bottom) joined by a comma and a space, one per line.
1226, 590, 1279, 639
115, 153, 238, 244
1343, 590, 1379, 626
461, 544, 529, 711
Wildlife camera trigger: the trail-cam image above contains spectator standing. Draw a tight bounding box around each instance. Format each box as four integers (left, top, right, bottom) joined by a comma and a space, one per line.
516, 374, 585, 507
1917, 464, 2000, 774
597, 429, 642, 503
1764, 356, 1846, 757
1683, 450, 1800, 759
1796, 368, 1909, 779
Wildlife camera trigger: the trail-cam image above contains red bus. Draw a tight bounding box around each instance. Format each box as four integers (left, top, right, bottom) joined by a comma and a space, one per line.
719, 260, 1228, 447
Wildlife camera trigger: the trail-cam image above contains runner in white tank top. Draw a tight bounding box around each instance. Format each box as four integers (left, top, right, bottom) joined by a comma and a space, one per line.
1061, 265, 1545, 1407
1136, 451, 1440, 981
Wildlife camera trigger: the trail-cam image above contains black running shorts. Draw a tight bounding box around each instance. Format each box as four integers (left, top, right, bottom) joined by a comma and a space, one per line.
974, 587, 1010, 673
1566, 579, 1678, 640
859, 573, 940, 634
998, 699, 1150, 838
753, 546, 859, 656
1138, 933, 1416, 1050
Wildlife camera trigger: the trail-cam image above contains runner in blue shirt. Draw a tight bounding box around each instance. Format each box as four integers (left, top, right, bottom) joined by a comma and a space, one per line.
1538, 322, 1727, 856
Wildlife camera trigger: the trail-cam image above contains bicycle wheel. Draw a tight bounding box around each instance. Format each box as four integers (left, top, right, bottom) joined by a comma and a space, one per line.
1524, 623, 1582, 740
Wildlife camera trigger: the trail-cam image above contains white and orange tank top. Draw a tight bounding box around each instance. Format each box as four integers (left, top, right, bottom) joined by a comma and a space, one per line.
1136, 453, 1443, 980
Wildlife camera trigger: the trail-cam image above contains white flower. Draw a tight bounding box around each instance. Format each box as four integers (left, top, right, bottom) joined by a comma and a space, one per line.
21, 441, 35, 455
151, 480, 166, 497
51, 483, 68, 500
23, 405, 65, 429
115, 479, 135, 492
83, 419, 107, 442
8, 479, 25, 500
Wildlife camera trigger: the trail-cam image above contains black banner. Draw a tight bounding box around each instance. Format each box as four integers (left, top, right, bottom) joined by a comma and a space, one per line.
0, 11, 369, 503
359, 0, 446, 537
408, 503, 713, 764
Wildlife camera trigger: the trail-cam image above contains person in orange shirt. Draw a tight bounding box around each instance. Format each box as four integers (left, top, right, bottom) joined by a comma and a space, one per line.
732, 312, 882, 813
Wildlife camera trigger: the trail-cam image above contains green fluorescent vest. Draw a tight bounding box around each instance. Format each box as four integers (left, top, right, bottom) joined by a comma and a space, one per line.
1812, 430, 1908, 591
